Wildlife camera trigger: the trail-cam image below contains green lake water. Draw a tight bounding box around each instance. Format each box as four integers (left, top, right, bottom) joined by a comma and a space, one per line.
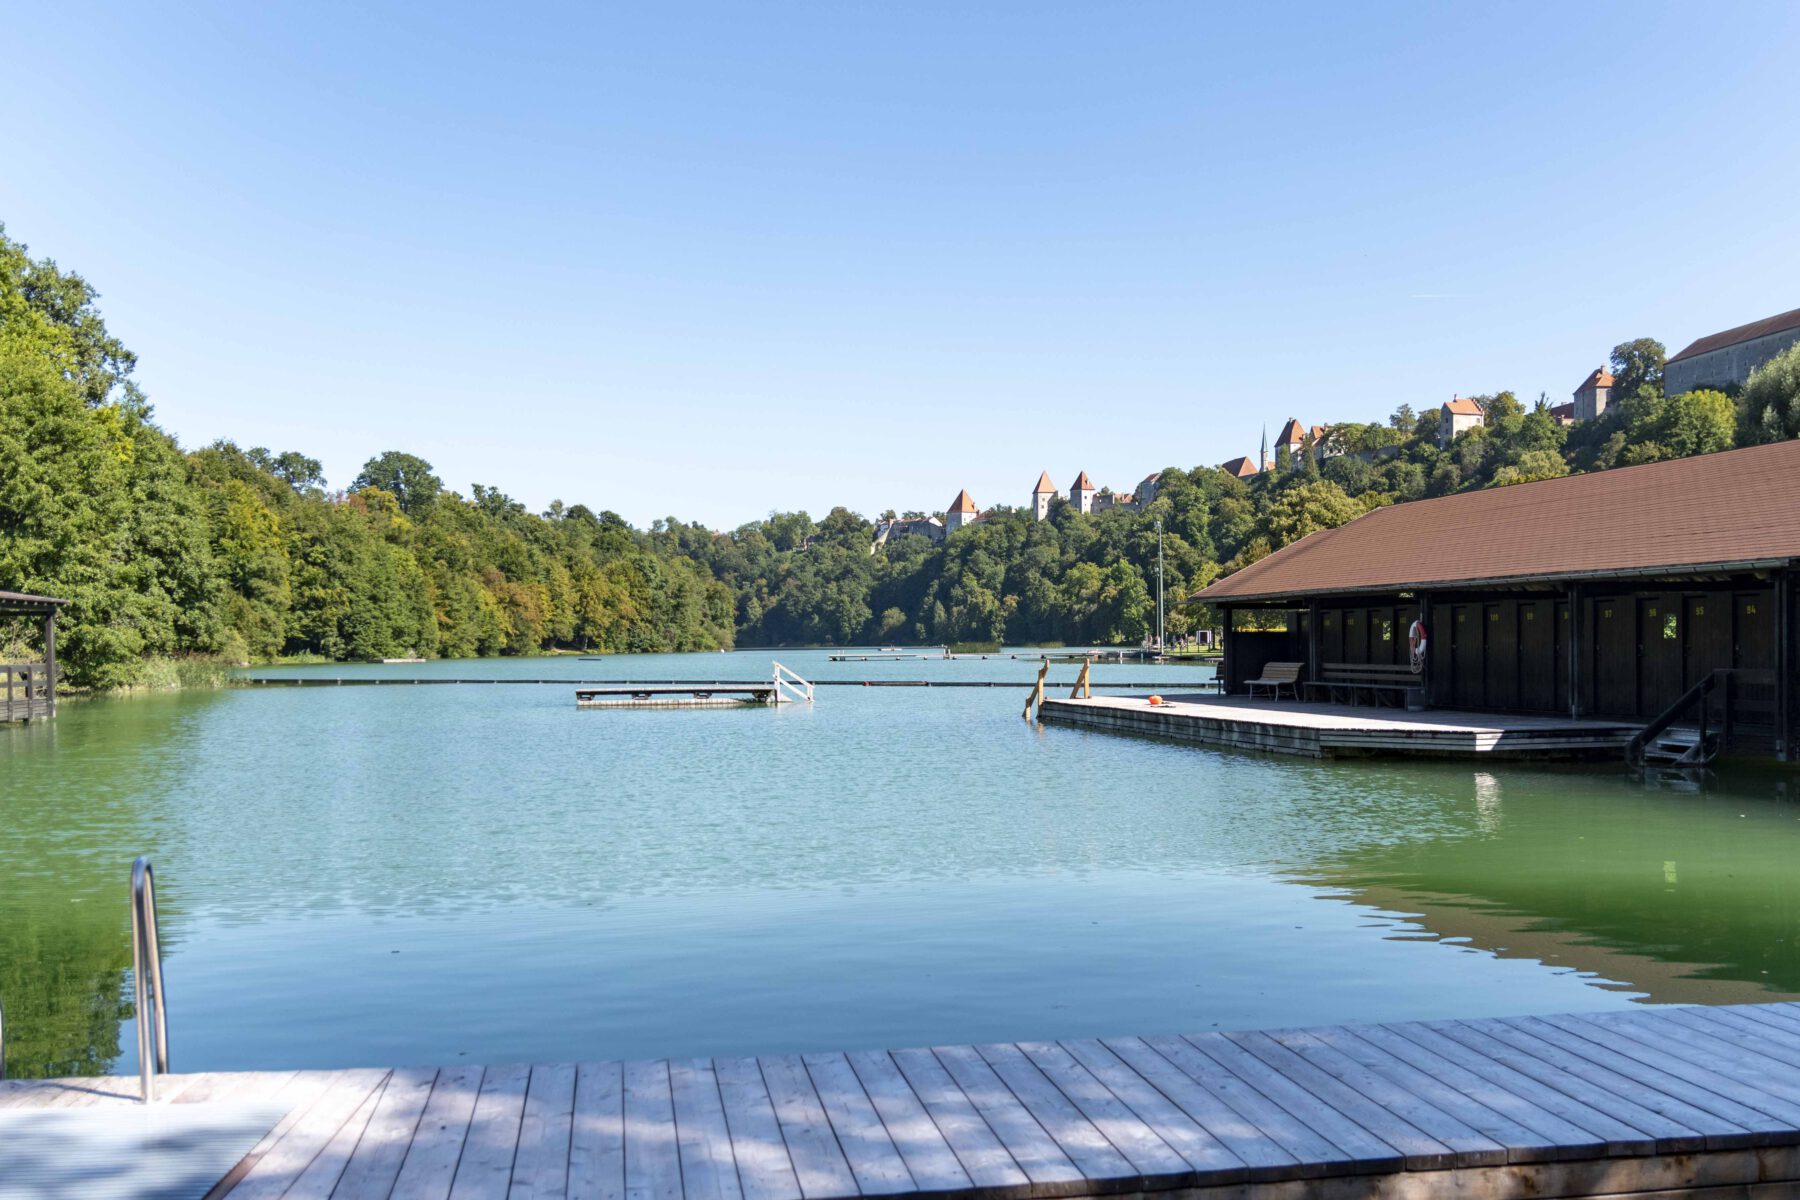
4, 648, 1798, 1080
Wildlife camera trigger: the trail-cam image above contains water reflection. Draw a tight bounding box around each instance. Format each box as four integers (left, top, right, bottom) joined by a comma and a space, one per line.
5, 653, 1800, 1075
1299, 763, 1800, 1005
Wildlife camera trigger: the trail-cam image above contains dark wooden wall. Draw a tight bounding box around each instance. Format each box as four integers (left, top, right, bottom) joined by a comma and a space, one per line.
1424, 584, 1782, 731
1223, 628, 1308, 692
1225, 576, 1796, 760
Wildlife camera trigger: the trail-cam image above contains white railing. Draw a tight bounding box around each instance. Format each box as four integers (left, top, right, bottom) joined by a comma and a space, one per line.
771, 661, 813, 705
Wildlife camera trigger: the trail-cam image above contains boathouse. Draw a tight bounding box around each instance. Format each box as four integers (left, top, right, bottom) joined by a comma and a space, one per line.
1196, 441, 1800, 760
1, 590, 67, 721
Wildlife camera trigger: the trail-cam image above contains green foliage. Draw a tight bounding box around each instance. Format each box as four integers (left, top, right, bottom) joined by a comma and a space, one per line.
3, 227, 1795, 670
1738, 341, 1800, 445
352, 450, 443, 517
1610, 337, 1666, 402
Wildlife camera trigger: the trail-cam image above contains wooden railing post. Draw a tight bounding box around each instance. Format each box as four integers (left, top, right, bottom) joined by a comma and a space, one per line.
1069, 659, 1092, 699
1023, 660, 1048, 720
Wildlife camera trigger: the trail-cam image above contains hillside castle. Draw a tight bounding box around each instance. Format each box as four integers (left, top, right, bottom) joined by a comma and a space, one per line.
871, 470, 1163, 549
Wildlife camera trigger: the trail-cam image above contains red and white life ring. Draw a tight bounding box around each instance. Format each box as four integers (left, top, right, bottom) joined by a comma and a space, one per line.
1408, 618, 1428, 674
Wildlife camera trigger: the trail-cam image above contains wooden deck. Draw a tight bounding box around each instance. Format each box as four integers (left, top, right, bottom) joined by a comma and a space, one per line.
1, 661, 53, 722
11, 1004, 1800, 1197
575, 686, 776, 709
1038, 693, 1641, 759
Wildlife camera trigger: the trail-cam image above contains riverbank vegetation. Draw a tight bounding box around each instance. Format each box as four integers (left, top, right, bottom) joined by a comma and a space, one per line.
4, 226, 1798, 687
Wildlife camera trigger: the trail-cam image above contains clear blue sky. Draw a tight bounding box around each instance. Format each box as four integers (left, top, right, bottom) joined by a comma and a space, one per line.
6, 3, 1798, 529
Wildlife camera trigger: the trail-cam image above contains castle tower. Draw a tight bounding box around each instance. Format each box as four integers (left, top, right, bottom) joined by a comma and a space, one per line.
1274, 417, 1305, 468
1031, 471, 1057, 520
1573, 366, 1615, 422
945, 488, 979, 534
1069, 471, 1097, 514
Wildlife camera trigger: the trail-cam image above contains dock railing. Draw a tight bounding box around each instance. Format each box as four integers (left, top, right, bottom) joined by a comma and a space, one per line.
2, 662, 53, 721
771, 661, 813, 705
131, 856, 170, 1102
1625, 667, 1770, 766
1022, 660, 1049, 720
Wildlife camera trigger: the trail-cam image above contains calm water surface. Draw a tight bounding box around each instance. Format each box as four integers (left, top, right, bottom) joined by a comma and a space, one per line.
4, 648, 1798, 1079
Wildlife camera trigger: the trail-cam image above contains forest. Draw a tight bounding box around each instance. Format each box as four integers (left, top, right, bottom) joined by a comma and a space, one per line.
4, 224, 1799, 688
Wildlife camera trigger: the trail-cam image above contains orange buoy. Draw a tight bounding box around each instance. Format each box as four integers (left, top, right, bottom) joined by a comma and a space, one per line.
1147, 694, 1164, 706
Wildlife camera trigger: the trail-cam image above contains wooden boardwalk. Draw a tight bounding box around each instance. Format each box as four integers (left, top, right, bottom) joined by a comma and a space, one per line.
1039, 693, 1641, 759
12, 1004, 1800, 1197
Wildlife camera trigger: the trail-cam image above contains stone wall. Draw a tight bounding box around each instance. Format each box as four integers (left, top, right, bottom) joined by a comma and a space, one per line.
1667, 326, 1800, 395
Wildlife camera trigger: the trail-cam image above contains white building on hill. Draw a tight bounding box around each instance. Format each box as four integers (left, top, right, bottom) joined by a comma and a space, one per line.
944, 488, 981, 534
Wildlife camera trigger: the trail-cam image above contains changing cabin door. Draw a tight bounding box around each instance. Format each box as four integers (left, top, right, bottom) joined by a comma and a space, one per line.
1483, 603, 1518, 710
1451, 604, 1482, 708
1518, 600, 1556, 712
1592, 598, 1636, 717
1637, 597, 1682, 717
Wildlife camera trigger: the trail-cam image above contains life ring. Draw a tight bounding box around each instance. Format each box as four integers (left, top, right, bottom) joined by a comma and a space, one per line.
1408, 618, 1428, 674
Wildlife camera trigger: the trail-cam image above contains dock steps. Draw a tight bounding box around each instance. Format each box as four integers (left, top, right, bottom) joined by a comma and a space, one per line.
1639, 725, 1715, 766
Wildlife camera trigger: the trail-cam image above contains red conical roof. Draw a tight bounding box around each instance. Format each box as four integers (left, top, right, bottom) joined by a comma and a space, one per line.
1071, 471, 1094, 491
947, 488, 978, 514
1033, 471, 1056, 494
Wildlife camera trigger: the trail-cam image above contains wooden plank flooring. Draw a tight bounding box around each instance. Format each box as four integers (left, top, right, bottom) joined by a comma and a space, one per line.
1038, 693, 1641, 759
16, 1003, 1800, 1198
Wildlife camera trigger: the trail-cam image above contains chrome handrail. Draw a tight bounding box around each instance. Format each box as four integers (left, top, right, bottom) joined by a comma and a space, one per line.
131, 856, 170, 1102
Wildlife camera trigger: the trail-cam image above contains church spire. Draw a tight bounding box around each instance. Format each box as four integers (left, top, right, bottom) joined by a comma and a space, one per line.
1260, 425, 1268, 474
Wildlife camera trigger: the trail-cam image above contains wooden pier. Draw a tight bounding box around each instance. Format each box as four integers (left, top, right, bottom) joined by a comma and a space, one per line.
0, 662, 54, 722
576, 686, 775, 709
575, 663, 813, 709
12, 1003, 1800, 1197
0, 590, 66, 723
1038, 693, 1640, 759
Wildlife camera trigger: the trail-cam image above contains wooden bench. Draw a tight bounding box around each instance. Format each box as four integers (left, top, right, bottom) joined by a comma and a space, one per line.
1303, 662, 1420, 706
1245, 661, 1302, 700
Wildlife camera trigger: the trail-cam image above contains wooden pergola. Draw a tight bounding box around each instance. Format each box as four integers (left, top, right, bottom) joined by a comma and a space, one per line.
2, 590, 68, 721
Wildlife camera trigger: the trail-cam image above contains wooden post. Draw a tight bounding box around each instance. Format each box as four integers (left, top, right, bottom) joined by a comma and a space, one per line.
1069, 659, 1092, 699
1417, 594, 1432, 708
1023, 660, 1047, 721
43, 609, 56, 717
1306, 599, 1320, 689
1219, 605, 1234, 695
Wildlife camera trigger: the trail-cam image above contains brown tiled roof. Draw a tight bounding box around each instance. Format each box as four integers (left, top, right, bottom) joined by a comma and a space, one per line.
1575, 367, 1615, 392
947, 489, 978, 514
1220, 456, 1259, 478
1032, 470, 1056, 494
1071, 471, 1094, 491
1443, 397, 1484, 416
1669, 306, 1800, 363
0, 590, 69, 607
1549, 401, 1576, 420
1275, 418, 1305, 446
1308, 424, 1331, 442
1195, 441, 1800, 602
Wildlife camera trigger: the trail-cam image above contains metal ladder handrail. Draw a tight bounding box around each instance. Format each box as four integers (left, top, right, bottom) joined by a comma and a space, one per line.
770, 661, 813, 705
131, 855, 170, 1102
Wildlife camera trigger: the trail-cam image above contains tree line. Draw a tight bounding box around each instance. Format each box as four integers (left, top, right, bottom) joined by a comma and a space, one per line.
4, 225, 1798, 686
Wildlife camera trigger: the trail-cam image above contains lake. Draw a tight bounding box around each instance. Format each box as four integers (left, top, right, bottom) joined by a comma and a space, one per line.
4, 647, 1798, 1080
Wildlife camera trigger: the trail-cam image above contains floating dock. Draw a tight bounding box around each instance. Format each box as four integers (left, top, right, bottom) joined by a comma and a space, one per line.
11, 1003, 1800, 1198
576, 663, 813, 709
1039, 692, 1640, 759
576, 686, 774, 709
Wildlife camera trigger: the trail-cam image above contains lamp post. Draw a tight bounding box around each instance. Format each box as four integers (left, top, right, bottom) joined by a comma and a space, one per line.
1155, 517, 1165, 652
